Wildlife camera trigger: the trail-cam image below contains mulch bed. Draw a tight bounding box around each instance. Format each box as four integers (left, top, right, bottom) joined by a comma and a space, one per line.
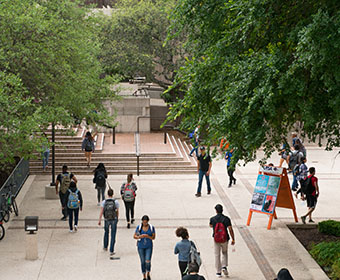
289, 226, 340, 250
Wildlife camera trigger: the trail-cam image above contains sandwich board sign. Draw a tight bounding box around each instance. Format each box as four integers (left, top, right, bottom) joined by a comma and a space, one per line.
246, 165, 298, 229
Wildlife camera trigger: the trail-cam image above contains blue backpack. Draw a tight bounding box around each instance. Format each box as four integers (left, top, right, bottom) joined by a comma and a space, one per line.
67, 189, 80, 209
188, 129, 195, 139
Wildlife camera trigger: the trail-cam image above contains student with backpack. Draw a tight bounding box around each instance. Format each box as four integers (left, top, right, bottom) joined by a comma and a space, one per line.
93, 163, 108, 206
133, 215, 156, 280
209, 204, 235, 278
287, 144, 304, 191
98, 188, 119, 256
189, 125, 200, 158
120, 174, 137, 228
301, 167, 319, 224
174, 227, 199, 278
67, 181, 83, 233
294, 157, 308, 199
55, 165, 77, 221
82, 131, 96, 167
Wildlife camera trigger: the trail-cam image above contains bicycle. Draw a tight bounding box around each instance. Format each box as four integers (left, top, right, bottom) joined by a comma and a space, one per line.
0, 183, 19, 223
0, 221, 4, 241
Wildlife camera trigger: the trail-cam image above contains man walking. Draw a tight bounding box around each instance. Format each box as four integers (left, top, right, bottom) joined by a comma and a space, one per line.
210, 204, 235, 278
98, 188, 119, 255
301, 167, 319, 224
195, 146, 212, 197
287, 144, 303, 190
225, 148, 236, 188
189, 125, 200, 158
55, 165, 77, 221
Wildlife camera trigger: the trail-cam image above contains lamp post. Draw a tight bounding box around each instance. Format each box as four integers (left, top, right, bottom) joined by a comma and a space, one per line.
50, 123, 56, 186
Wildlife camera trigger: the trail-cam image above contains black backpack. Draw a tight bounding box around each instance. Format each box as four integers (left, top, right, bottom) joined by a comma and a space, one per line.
85, 138, 92, 150
103, 199, 116, 220
288, 151, 300, 170
96, 170, 106, 188
301, 176, 314, 195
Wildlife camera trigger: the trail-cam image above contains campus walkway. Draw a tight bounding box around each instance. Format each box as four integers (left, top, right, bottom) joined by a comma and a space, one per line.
1, 146, 340, 279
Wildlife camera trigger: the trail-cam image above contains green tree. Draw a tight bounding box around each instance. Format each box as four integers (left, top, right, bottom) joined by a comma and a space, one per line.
166, 0, 340, 162
100, 0, 185, 89
0, 0, 118, 166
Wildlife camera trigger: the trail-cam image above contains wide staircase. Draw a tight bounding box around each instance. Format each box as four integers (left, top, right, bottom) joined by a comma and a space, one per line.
29, 127, 197, 175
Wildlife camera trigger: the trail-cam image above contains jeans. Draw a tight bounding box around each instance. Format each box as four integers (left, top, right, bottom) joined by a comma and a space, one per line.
97, 186, 106, 203
42, 150, 50, 169
197, 170, 211, 193
104, 219, 118, 253
124, 200, 135, 222
138, 246, 153, 274
59, 191, 68, 218
292, 174, 298, 190
227, 167, 235, 185
189, 140, 199, 157
67, 208, 79, 230
214, 241, 228, 273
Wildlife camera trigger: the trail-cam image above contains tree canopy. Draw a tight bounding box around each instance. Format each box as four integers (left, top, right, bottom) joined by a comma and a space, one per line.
99, 0, 185, 89
166, 0, 340, 162
0, 0, 117, 166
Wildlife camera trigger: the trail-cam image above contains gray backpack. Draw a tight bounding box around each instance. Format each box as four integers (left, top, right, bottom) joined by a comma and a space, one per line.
103, 199, 116, 220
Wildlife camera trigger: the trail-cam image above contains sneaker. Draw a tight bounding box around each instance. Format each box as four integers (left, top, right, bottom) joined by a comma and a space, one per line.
127, 223, 130, 229
233, 179, 236, 185
103, 247, 108, 251
61, 216, 67, 221
110, 252, 115, 256
69, 230, 73, 233
131, 219, 135, 224
195, 193, 201, 197
301, 216, 306, 224
222, 267, 229, 276
207, 190, 211, 195
74, 225, 78, 232
309, 219, 315, 223
228, 184, 232, 188
216, 273, 222, 278
147, 275, 151, 280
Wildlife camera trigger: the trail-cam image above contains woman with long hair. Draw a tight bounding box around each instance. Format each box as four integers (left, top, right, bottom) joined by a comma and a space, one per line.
121, 174, 137, 228
82, 131, 95, 167
93, 163, 108, 205
133, 215, 156, 280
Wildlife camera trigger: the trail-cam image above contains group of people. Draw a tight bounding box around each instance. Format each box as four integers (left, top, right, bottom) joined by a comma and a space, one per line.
278, 133, 320, 224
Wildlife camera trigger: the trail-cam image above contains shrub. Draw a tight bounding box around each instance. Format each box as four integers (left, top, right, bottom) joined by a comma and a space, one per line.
310, 242, 340, 267
318, 220, 340, 237
331, 259, 340, 280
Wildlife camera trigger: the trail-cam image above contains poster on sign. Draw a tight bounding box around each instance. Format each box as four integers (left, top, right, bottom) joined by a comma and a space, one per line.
247, 165, 298, 229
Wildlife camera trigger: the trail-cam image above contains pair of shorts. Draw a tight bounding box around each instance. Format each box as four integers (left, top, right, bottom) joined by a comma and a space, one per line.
85, 148, 93, 152
306, 195, 317, 208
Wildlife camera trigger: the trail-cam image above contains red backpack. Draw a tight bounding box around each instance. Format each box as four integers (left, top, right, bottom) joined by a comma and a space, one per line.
214, 222, 227, 243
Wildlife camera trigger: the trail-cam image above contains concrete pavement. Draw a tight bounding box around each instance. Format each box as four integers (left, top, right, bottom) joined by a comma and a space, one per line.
1, 146, 339, 279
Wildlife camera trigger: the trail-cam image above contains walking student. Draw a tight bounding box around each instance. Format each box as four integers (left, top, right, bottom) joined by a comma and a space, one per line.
66, 181, 83, 233
225, 148, 236, 188
301, 167, 319, 224
209, 204, 235, 278
82, 131, 95, 167
189, 125, 200, 158
93, 163, 108, 205
120, 174, 137, 228
98, 188, 119, 255
55, 165, 77, 221
287, 144, 303, 190
42, 132, 50, 171
295, 157, 308, 199
134, 215, 156, 280
195, 146, 212, 197
182, 262, 206, 280
174, 227, 195, 278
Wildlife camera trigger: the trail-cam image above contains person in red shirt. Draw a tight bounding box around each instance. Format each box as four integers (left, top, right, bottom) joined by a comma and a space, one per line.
301, 167, 319, 224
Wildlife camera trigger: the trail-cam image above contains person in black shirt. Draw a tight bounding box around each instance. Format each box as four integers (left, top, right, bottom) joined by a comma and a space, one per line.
209, 204, 235, 278
195, 147, 212, 197
182, 262, 206, 280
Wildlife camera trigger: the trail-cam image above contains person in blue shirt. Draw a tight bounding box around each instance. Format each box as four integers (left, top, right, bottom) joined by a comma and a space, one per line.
174, 227, 196, 278
225, 149, 236, 188
134, 215, 156, 280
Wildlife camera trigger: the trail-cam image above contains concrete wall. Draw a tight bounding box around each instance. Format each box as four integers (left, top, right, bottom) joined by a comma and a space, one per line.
105, 97, 150, 133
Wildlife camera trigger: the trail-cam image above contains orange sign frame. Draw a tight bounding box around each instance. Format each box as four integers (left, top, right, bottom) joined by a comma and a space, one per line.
246, 166, 298, 229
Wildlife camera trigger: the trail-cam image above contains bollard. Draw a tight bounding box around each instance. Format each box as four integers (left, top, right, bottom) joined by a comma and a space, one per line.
45, 184, 58, 199
25, 233, 38, 260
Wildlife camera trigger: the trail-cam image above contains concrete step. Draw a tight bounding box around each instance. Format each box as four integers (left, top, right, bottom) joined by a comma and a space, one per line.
35, 152, 178, 158
30, 156, 182, 162
29, 160, 192, 167
30, 169, 197, 175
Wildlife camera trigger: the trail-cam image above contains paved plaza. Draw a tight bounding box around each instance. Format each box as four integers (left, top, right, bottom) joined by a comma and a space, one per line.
1, 145, 340, 279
